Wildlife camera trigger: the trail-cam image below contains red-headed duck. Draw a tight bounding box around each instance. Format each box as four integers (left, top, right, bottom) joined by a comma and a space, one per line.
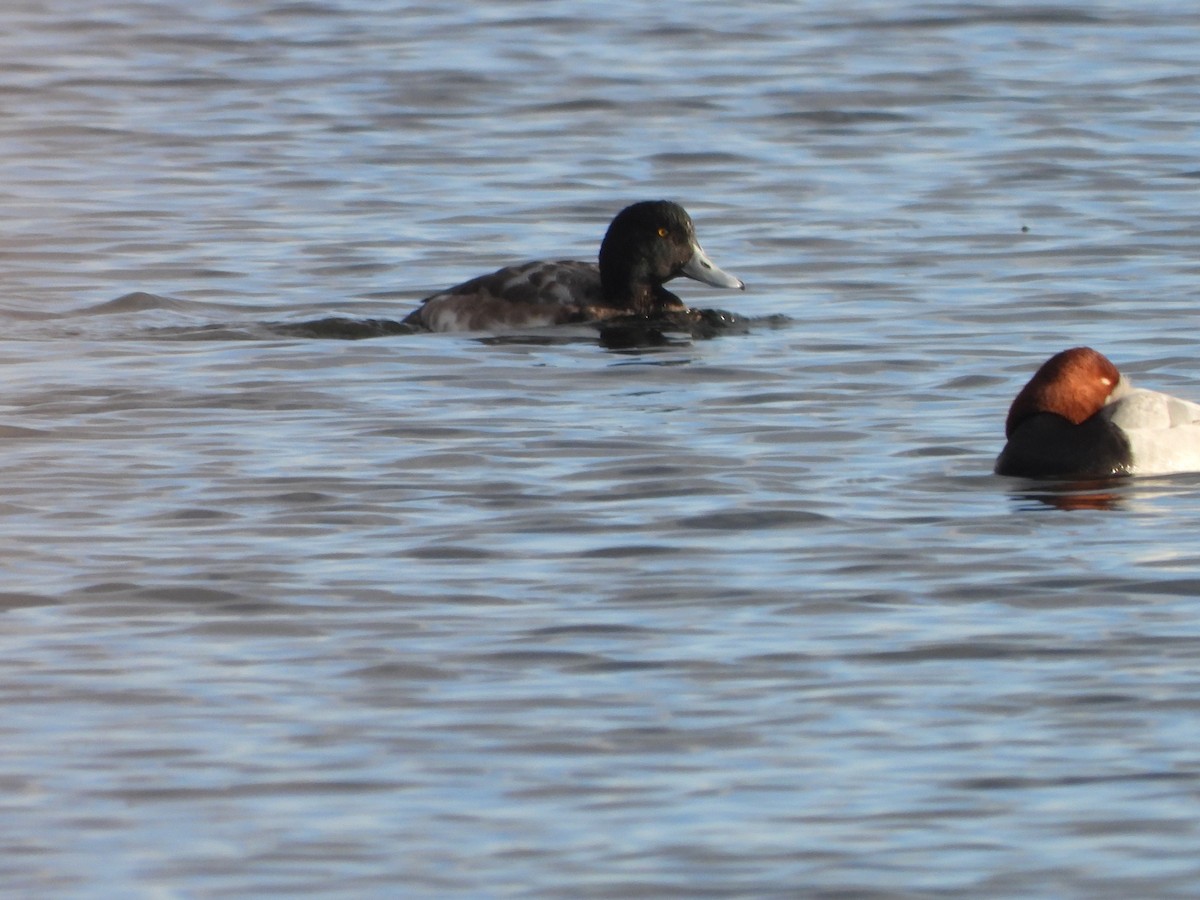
402, 200, 745, 332
996, 346, 1200, 478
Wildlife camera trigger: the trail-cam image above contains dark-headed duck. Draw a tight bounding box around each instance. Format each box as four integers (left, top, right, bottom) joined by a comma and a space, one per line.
995, 346, 1200, 478
403, 200, 744, 332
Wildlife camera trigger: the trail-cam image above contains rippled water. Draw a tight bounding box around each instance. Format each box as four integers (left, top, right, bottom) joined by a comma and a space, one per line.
3, 1, 1200, 896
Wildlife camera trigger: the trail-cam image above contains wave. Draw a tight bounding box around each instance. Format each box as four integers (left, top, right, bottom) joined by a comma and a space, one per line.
12, 291, 790, 347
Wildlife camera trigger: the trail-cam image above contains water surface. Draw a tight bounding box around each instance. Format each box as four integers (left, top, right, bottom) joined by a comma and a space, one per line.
2, 1, 1200, 896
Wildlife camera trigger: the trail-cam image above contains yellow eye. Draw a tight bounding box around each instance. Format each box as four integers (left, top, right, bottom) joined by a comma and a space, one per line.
657, 227, 669, 237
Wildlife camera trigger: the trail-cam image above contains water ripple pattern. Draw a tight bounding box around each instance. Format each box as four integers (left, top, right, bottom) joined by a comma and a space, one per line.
1, 1, 1200, 896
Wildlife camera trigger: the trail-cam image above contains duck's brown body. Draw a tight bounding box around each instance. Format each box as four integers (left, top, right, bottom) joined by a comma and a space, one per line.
403, 201, 742, 333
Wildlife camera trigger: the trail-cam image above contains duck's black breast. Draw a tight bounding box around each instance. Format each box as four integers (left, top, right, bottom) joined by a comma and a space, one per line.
403, 260, 607, 332
995, 412, 1133, 478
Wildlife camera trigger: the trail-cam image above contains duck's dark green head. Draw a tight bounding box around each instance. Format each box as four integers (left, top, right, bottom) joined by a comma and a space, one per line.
598, 200, 743, 311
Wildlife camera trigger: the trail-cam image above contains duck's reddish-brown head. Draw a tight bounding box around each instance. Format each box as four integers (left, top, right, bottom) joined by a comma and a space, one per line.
1005, 347, 1122, 438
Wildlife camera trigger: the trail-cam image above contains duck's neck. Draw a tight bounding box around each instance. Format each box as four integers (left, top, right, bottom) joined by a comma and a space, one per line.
600, 265, 682, 315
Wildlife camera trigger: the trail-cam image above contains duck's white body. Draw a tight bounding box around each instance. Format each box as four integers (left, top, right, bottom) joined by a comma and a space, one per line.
1103, 381, 1200, 476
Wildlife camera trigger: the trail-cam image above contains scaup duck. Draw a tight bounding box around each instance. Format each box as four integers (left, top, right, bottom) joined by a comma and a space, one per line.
995, 347, 1200, 478
402, 200, 744, 332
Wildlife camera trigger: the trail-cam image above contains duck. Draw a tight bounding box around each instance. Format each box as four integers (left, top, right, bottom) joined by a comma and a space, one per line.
402, 200, 745, 332
995, 346, 1200, 478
